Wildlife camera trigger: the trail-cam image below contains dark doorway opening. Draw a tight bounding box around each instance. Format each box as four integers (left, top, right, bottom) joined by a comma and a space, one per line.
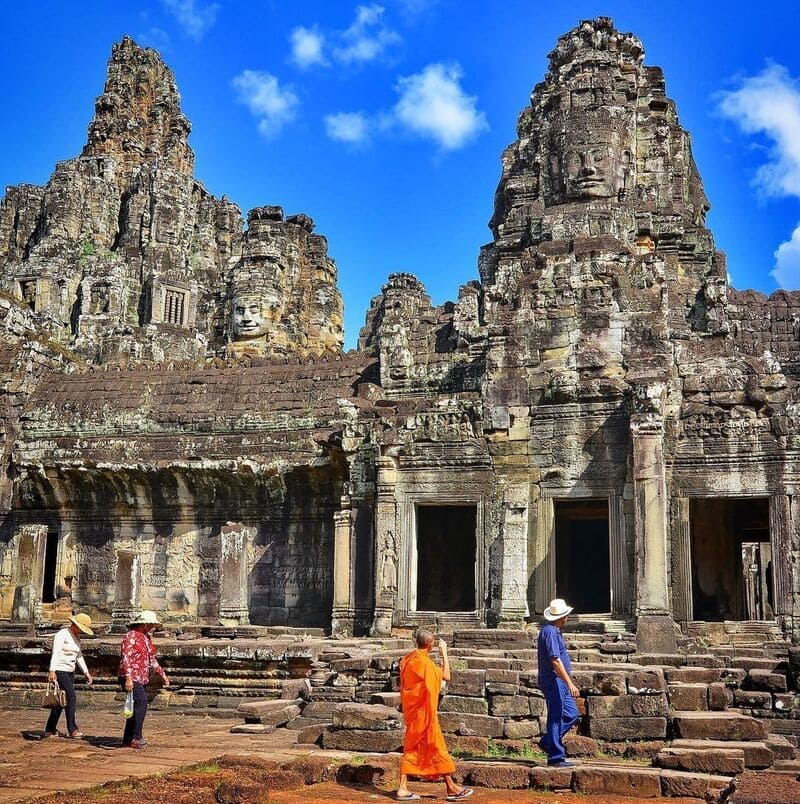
690, 498, 772, 621
555, 499, 610, 614
416, 505, 477, 611
41, 531, 58, 603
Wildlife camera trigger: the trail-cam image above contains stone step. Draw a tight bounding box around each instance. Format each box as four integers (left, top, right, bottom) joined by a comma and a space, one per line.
672, 710, 768, 741
671, 738, 774, 769
655, 746, 745, 775
455, 759, 732, 801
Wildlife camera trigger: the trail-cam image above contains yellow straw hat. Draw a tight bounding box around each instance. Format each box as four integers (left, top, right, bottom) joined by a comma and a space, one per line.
68, 612, 94, 635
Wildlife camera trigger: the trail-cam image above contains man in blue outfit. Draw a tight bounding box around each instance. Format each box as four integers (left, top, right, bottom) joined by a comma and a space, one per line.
537, 598, 580, 767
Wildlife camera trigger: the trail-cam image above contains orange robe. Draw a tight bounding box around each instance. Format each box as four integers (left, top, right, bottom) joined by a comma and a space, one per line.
399, 648, 456, 777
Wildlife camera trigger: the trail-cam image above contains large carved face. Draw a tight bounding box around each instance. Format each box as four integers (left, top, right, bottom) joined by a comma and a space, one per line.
231, 292, 282, 340
549, 118, 632, 203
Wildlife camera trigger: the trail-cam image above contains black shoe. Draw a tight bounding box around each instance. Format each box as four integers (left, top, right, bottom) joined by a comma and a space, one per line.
547, 759, 576, 767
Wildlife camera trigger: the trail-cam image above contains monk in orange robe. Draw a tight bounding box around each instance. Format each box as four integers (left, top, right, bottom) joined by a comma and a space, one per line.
396, 629, 473, 801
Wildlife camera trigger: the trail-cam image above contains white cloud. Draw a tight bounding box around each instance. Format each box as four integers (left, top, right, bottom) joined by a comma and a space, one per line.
718, 64, 800, 288
334, 4, 401, 64
233, 71, 299, 138
393, 63, 487, 150
718, 64, 800, 199
290, 26, 327, 68
325, 112, 370, 144
773, 223, 800, 287
161, 0, 220, 41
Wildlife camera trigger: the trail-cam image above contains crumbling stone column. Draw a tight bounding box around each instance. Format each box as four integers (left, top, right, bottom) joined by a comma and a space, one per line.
631, 383, 677, 652
370, 456, 398, 636
669, 496, 692, 622
218, 523, 250, 626
331, 494, 354, 636
490, 482, 529, 627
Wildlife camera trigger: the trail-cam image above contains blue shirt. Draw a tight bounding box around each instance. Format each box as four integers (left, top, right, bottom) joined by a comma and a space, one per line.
537, 622, 571, 689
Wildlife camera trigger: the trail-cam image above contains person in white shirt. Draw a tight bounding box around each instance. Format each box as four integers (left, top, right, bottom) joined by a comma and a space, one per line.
44, 613, 94, 738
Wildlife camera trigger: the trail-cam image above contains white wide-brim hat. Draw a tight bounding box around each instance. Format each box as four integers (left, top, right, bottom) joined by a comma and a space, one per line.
127, 610, 161, 627
543, 598, 574, 621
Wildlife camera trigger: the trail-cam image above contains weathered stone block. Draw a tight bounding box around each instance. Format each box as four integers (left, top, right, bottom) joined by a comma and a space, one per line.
708, 682, 734, 711
672, 712, 767, 741
303, 701, 337, 719
626, 669, 666, 694
665, 667, 721, 684
332, 703, 403, 731
296, 723, 329, 745
528, 694, 545, 717
369, 692, 401, 709
748, 669, 788, 693
572, 766, 661, 798
503, 718, 540, 739
655, 747, 745, 775
590, 671, 626, 695
563, 734, 598, 756
529, 765, 573, 790
440, 695, 489, 715
489, 694, 530, 717
660, 769, 732, 800
466, 764, 530, 789
322, 726, 405, 753
448, 669, 486, 697
667, 683, 708, 711
588, 716, 667, 741
587, 692, 668, 718
733, 689, 772, 710
438, 712, 503, 737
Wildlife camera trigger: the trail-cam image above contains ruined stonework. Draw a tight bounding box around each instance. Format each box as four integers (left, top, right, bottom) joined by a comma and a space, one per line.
1, 20, 799, 645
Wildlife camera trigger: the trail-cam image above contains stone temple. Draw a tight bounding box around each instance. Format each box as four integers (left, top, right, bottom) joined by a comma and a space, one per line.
2, 18, 799, 649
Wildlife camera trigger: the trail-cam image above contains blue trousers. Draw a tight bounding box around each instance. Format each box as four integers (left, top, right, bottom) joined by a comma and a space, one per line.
540, 679, 580, 763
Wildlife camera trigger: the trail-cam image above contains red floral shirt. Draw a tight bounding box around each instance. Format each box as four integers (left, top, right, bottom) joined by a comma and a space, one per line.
118, 630, 165, 685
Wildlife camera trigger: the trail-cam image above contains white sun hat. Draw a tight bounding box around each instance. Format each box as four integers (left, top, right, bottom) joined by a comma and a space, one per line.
543, 598, 574, 621
126, 610, 162, 627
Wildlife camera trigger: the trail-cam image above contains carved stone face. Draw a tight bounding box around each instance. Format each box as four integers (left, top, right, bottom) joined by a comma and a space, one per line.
550, 124, 632, 203
232, 293, 282, 340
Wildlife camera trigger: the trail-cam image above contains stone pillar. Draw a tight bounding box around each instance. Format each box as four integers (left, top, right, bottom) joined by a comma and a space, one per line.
669, 496, 693, 622
789, 492, 800, 643
630, 388, 677, 653
218, 523, 250, 625
11, 525, 47, 624
491, 481, 529, 627
331, 494, 354, 636
370, 456, 398, 636
111, 550, 142, 630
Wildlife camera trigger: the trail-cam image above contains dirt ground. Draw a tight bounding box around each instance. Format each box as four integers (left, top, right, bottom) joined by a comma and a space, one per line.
0, 707, 697, 804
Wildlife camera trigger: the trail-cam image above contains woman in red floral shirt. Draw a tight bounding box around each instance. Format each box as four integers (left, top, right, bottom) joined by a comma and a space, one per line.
118, 610, 170, 748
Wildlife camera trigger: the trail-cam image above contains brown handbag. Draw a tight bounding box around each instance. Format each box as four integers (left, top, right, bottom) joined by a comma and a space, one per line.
42, 680, 67, 708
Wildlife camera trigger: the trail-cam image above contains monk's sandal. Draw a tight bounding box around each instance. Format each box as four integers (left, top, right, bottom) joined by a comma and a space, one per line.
446, 789, 473, 801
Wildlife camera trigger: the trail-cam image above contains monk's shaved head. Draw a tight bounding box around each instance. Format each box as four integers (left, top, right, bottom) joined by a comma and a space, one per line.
416, 629, 435, 648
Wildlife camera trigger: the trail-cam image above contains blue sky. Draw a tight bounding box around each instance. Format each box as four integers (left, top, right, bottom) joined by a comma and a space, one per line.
2, 1, 800, 348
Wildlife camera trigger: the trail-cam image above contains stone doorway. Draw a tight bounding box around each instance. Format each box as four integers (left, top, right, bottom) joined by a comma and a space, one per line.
554, 499, 610, 614
41, 531, 59, 604
690, 497, 773, 621
415, 505, 477, 612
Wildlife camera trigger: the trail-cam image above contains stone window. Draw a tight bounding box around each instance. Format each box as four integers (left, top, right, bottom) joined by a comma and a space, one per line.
19, 279, 37, 311
555, 499, 610, 614
415, 504, 477, 611
163, 288, 186, 326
